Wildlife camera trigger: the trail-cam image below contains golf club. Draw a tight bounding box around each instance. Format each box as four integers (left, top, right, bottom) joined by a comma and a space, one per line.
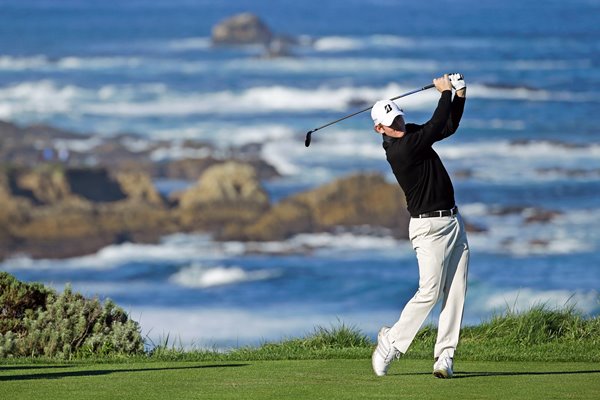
304, 83, 435, 147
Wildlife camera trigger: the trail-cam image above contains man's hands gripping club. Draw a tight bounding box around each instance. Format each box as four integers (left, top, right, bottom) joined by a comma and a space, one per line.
434, 73, 466, 98
448, 73, 466, 91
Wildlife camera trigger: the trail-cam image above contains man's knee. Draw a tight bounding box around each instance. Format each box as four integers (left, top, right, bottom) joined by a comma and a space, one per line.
415, 285, 441, 305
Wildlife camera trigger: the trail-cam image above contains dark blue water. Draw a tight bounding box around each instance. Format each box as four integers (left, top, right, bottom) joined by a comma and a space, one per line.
1, 0, 599, 347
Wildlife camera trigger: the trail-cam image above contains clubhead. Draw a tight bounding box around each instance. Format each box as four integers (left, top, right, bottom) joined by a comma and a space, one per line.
305, 131, 312, 147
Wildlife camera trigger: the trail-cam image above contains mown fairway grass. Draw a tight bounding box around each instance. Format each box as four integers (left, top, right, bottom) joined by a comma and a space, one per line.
2, 359, 600, 400
2, 306, 599, 399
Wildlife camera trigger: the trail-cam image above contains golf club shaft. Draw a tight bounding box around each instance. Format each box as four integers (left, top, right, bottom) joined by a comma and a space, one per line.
305, 83, 435, 147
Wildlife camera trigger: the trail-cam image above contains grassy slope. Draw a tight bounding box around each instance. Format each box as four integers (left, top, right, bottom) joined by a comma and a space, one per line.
2, 359, 600, 400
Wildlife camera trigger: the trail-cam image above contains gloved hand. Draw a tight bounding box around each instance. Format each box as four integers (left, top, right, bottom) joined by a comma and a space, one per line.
448, 73, 466, 91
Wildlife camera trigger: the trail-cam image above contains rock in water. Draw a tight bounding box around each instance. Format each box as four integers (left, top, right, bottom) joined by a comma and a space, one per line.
177, 161, 270, 231
221, 173, 411, 241
211, 13, 273, 45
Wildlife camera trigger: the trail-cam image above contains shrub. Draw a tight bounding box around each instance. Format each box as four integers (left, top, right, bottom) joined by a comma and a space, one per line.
0, 272, 51, 335
0, 272, 144, 358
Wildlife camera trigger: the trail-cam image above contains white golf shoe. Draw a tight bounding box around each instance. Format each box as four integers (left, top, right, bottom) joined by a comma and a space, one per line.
371, 327, 400, 376
433, 356, 453, 379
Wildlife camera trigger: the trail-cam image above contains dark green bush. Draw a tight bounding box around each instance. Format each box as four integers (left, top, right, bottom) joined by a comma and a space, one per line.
0, 272, 51, 335
0, 272, 144, 358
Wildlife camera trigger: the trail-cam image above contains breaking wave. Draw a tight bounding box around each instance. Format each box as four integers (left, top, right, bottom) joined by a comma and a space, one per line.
1, 80, 594, 122
169, 264, 281, 288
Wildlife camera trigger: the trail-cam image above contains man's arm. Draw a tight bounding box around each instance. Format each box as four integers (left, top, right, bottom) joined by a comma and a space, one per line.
417, 75, 454, 146
438, 89, 466, 139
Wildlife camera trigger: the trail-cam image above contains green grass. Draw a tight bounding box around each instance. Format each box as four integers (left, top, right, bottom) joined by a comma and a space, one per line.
1, 359, 599, 400
142, 306, 600, 363
1, 306, 599, 399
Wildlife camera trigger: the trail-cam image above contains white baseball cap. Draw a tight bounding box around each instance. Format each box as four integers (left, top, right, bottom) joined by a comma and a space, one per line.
371, 99, 404, 126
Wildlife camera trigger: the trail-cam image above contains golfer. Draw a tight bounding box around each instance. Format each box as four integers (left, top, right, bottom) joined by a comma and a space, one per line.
370, 73, 469, 378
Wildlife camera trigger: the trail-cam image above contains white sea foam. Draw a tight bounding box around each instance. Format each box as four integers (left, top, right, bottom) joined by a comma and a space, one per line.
460, 204, 600, 256
12, 53, 583, 77
2, 80, 592, 122
0, 231, 409, 274
290, 232, 398, 250
52, 137, 105, 153
151, 124, 295, 147
0, 55, 145, 71
169, 264, 280, 288
462, 118, 527, 130
0, 80, 82, 119
436, 140, 600, 184
166, 37, 212, 51
0, 234, 235, 271
150, 145, 212, 162
0, 55, 49, 70
440, 140, 600, 160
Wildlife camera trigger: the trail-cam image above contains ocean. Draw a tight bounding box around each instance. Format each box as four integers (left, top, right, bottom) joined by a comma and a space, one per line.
1, 0, 599, 349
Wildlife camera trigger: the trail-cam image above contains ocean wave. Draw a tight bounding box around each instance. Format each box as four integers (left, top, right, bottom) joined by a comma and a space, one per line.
461, 204, 600, 256
312, 36, 413, 52
0, 55, 48, 70
52, 136, 105, 153
311, 35, 492, 53
262, 121, 600, 183
439, 140, 600, 161
3, 80, 592, 122
0, 234, 237, 271
1, 231, 410, 273
169, 264, 281, 288
151, 124, 295, 146
2, 53, 590, 78
462, 118, 527, 130
165, 37, 212, 51
0, 55, 145, 71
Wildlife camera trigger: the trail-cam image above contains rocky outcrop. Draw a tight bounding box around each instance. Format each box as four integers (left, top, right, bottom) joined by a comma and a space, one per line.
115, 171, 164, 206
0, 119, 280, 183
219, 173, 410, 241
0, 166, 174, 259
0, 160, 415, 260
212, 13, 273, 45
176, 161, 270, 233
211, 13, 296, 58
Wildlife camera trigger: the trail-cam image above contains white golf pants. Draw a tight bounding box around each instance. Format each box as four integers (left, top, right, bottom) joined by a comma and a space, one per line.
388, 212, 469, 359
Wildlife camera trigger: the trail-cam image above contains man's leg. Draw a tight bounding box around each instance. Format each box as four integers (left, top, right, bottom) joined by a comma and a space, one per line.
434, 214, 470, 359
387, 218, 448, 354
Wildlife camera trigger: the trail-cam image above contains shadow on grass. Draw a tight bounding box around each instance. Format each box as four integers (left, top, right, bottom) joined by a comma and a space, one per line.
389, 370, 600, 379
0, 363, 249, 381
453, 370, 600, 379
0, 365, 71, 371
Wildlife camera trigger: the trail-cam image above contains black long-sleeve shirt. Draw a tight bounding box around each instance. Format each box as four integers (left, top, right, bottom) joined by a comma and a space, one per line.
382, 90, 465, 217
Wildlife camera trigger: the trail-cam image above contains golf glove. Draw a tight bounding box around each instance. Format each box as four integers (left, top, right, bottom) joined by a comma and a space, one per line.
448, 73, 466, 91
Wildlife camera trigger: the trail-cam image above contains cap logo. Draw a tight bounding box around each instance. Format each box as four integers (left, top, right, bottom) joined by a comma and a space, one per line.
384, 104, 392, 113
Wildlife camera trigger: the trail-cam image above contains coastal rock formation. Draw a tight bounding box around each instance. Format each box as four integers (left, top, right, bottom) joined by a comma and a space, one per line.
115, 171, 164, 206
0, 166, 174, 259
220, 173, 411, 241
176, 161, 270, 233
211, 13, 296, 57
0, 161, 415, 260
212, 13, 273, 45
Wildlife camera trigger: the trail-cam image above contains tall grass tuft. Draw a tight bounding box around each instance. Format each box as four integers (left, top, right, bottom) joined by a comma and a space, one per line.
470, 304, 599, 344
299, 322, 372, 350
407, 304, 600, 361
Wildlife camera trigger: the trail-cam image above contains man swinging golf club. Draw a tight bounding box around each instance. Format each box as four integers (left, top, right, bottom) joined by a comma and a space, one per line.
371, 73, 469, 378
